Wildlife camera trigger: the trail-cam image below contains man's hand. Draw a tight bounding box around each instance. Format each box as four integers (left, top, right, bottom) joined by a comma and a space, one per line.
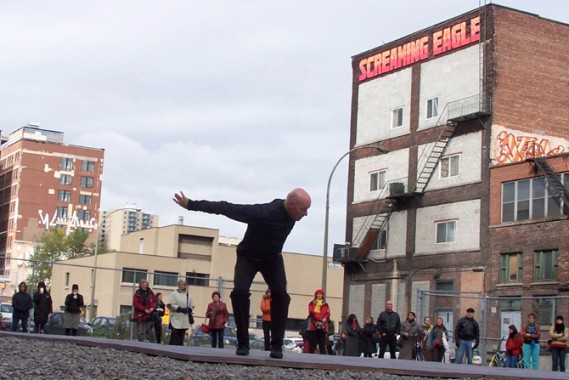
173, 191, 190, 209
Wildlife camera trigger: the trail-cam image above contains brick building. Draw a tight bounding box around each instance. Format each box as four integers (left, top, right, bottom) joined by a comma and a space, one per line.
0, 124, 105, 295
335, 3, 569, 357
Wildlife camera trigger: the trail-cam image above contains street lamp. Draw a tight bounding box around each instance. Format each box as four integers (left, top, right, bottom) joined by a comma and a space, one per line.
321, 144, 389, 294
89, 206, 140, 321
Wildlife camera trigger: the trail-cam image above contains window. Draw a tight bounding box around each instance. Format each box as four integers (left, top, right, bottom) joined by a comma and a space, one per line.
436, 220, 456, 243
370, 170, 386, 191
372, 229, 388, 250
440, 155, 460, 178
65, 272, 70, 287
77, 210, 91, 222
60, 174, 72, 185
499, 253, 522, 283
427, 97, 439, 119
60, 157, 73, 170
502, 175, 568, 222
391, 107, 403, 128
119, 305, 133, 316
82, 160, 95, 172
186, 272, 210, 287
154, 271, 178, 287
532, 297, 555, 325
121, 268, 148, 284
80, 176, 93, 188
56, 206, 68, 219
58, 190, 71, 202
534, 249, 558, 282
79, 194, 92, 204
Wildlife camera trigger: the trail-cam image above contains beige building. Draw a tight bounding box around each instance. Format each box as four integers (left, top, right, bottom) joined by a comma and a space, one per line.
51, 224, 344, 334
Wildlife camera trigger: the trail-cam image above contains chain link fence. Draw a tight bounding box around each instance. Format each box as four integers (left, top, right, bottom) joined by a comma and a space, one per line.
416, 290, 569, 364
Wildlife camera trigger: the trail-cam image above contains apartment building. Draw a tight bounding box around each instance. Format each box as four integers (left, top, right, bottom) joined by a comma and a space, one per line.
0, 124, 104, 294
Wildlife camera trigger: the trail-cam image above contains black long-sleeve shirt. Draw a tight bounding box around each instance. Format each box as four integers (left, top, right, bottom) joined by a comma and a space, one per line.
187, 199, 295, 262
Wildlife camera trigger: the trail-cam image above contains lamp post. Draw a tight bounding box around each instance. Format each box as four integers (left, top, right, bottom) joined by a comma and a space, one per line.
89, 206, 140, 321
321, 144, 389, 294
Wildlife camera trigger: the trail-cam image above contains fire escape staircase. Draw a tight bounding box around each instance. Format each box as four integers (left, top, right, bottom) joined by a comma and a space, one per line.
532, 157, 569, 210
414, 121, 457, 193
353, 197, 395, 262
336, 94, 490, 264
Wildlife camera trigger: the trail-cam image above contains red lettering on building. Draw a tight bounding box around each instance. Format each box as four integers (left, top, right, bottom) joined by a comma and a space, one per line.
358, 16, 481, 81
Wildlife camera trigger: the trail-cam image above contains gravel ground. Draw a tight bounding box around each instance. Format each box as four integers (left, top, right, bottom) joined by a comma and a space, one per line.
0, 336, 471, 380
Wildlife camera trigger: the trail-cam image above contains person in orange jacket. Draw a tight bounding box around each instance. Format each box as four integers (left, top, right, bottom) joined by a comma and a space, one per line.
260, 289, 272, 351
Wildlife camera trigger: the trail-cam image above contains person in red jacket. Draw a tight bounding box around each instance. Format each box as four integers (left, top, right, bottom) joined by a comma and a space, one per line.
307, 289, 331, 354
260, 289, 272, 351
505, 324, 523, 368
132, 279, 158, 343
206, 291, 229, 348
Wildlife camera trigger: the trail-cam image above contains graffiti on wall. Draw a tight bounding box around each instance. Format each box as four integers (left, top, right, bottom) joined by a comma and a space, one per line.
492, 126, 568, 165
38, 209, 97, 231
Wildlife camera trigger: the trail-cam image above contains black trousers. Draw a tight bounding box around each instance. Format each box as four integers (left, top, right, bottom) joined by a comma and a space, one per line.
307, 330, 327, 354
154, 322, 162, 344
231, 253, 290, 350
262, 321, 272, 351
210, 328, 225, 348
169, 328, 187, 345
379, 334, 397, 359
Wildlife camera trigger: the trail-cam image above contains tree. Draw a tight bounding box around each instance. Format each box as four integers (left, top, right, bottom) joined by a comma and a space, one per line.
26, 228, 90, 286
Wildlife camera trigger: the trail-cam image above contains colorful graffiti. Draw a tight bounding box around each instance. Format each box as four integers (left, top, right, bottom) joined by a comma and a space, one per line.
494, 130, 566, 164
38, 209, 96, 231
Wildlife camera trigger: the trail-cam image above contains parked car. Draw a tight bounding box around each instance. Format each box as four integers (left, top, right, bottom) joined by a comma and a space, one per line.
89, 316, 117, 331
44, 312, 93, 336
188, 325, 237, 347
0, 303, 13, 329
249, 338, 265, 350
284, 336, 304, 351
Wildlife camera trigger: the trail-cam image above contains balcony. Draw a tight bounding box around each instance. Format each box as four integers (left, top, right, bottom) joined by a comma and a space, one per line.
447, 94, 491, 122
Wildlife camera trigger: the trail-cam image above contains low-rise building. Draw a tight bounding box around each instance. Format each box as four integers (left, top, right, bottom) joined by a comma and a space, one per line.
51, 224, 344, 333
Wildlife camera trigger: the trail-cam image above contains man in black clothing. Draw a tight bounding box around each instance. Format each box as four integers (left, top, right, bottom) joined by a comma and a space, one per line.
376, 300, 401, 359
454, 307, 480, 364
12, 282, 33, 332
173, 188, 311, 359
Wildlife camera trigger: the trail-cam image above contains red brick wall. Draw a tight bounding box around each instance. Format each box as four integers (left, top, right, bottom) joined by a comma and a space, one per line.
492, 8, 569, 136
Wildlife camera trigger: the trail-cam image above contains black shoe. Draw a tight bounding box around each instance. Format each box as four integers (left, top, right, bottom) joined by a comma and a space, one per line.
236, 345, 250, 356
270, 348, 283, 359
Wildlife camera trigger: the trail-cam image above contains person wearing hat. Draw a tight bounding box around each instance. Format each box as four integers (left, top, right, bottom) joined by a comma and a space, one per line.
549, 315, 568, 372
454, 307, 480, 364
173, 188, 311, 359
64, 284, 85, 336
306, 289, 331, 354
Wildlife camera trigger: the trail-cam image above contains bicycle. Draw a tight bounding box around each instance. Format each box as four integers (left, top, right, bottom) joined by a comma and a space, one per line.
488, 337, 506, 367
415, 341, 426, 361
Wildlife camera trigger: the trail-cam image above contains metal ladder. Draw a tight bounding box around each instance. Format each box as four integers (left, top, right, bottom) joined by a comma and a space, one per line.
533, 157, 569, 209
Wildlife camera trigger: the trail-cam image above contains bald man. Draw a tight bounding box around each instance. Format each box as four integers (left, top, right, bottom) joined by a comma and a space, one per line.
173, 188, 311, 359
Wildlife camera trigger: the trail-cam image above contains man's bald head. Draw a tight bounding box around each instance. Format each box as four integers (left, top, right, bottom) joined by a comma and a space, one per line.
285, 188, 311, 221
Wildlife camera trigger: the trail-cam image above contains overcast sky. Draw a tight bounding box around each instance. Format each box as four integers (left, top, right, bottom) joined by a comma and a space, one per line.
1, 1, 567, 256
